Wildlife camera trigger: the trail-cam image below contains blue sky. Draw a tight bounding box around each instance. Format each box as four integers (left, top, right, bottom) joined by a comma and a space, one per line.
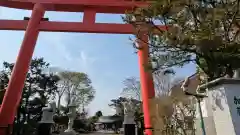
0, 7, 196, 116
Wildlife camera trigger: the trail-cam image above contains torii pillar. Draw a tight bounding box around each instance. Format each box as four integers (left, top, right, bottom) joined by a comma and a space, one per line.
0, 4, 45, 134
137, 34, 155, 135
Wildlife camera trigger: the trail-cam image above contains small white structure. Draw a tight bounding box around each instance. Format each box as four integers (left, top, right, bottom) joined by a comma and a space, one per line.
170, 72, 240, 135
40, 101, 56, 124
196, 78, 240, 135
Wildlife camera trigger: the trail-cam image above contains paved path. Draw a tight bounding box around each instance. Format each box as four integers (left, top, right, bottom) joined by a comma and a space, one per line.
53, 131, 120, 135
53, 132, 118, 135
80, 131, 119, 135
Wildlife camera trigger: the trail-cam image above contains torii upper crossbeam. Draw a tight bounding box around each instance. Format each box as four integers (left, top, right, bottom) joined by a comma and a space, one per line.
0, 0, 149, 13
0, 1, 164, 135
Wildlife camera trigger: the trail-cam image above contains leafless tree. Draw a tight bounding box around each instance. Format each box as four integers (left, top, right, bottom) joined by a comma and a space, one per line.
153, 95, 196, 135
121, 70, 182, 99
153, 69, 178, 96
55, 71, 73, 111
121, 77, 141, 101
153, 69, 183, 98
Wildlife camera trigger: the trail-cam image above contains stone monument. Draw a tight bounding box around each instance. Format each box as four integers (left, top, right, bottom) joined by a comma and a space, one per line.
123, 99, 136, 135
38, 101, 56, 135
61, 97, 77, 135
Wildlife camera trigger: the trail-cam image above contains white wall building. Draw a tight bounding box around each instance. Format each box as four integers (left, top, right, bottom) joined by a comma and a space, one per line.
171, 75, 240, 135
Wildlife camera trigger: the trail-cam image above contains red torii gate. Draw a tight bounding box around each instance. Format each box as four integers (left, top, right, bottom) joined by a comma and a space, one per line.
0, 0, 165, 135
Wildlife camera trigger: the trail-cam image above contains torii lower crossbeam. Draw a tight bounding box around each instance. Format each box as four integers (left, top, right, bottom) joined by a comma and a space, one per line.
0, 20, 136, 34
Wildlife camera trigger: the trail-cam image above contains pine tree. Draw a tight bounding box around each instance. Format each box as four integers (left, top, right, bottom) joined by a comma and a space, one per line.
124, 0, 240, 81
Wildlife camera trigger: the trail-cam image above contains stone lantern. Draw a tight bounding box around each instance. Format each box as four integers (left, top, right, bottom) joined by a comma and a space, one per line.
61, 97, 77, 135
38, 101, 56, 135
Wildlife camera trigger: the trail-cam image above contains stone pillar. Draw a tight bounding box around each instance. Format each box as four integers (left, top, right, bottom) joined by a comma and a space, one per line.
123, 100, 136, 135
61, 97, 77, 135
38, 102, 56, 135
198, 78, 240, 135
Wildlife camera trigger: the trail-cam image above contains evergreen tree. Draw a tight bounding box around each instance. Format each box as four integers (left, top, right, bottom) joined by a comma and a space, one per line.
0, 58, 59, 135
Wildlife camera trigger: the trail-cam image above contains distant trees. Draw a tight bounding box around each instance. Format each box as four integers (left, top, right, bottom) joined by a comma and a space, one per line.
153, 69, 183, 96
109, 97, 126, 116
121, 69, 181, 99
88, 110, 103, 125
57, 71, 95, 113
108, 97, 141, 119
0, 57, 96, 135
121, 77, 141, 101
0, 71, 8, 104
150, 96, 196, 135
95, 111, 103, 118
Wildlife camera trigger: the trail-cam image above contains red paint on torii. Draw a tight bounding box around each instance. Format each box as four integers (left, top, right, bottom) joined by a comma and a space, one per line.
0, 1, 165, 135
0, 0, 149, 13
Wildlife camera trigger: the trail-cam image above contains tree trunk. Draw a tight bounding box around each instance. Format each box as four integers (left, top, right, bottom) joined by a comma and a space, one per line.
12, 105, 21, 135
67, 93, 71, 107
226, 64, 234, 78
25, 84, 32, 123
57, 95, 62, 112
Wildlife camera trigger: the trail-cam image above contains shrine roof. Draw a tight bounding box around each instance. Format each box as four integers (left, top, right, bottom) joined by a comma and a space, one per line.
98, 116, 123, 123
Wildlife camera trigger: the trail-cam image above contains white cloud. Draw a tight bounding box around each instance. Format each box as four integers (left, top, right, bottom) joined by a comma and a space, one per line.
40, 32, 97, 74
40, 33, 73, 61
0, 7, 97, 73
79, 51, 97, 70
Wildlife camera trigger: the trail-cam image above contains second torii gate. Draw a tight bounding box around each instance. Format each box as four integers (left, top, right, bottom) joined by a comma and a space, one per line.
0, 0, 165, 135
